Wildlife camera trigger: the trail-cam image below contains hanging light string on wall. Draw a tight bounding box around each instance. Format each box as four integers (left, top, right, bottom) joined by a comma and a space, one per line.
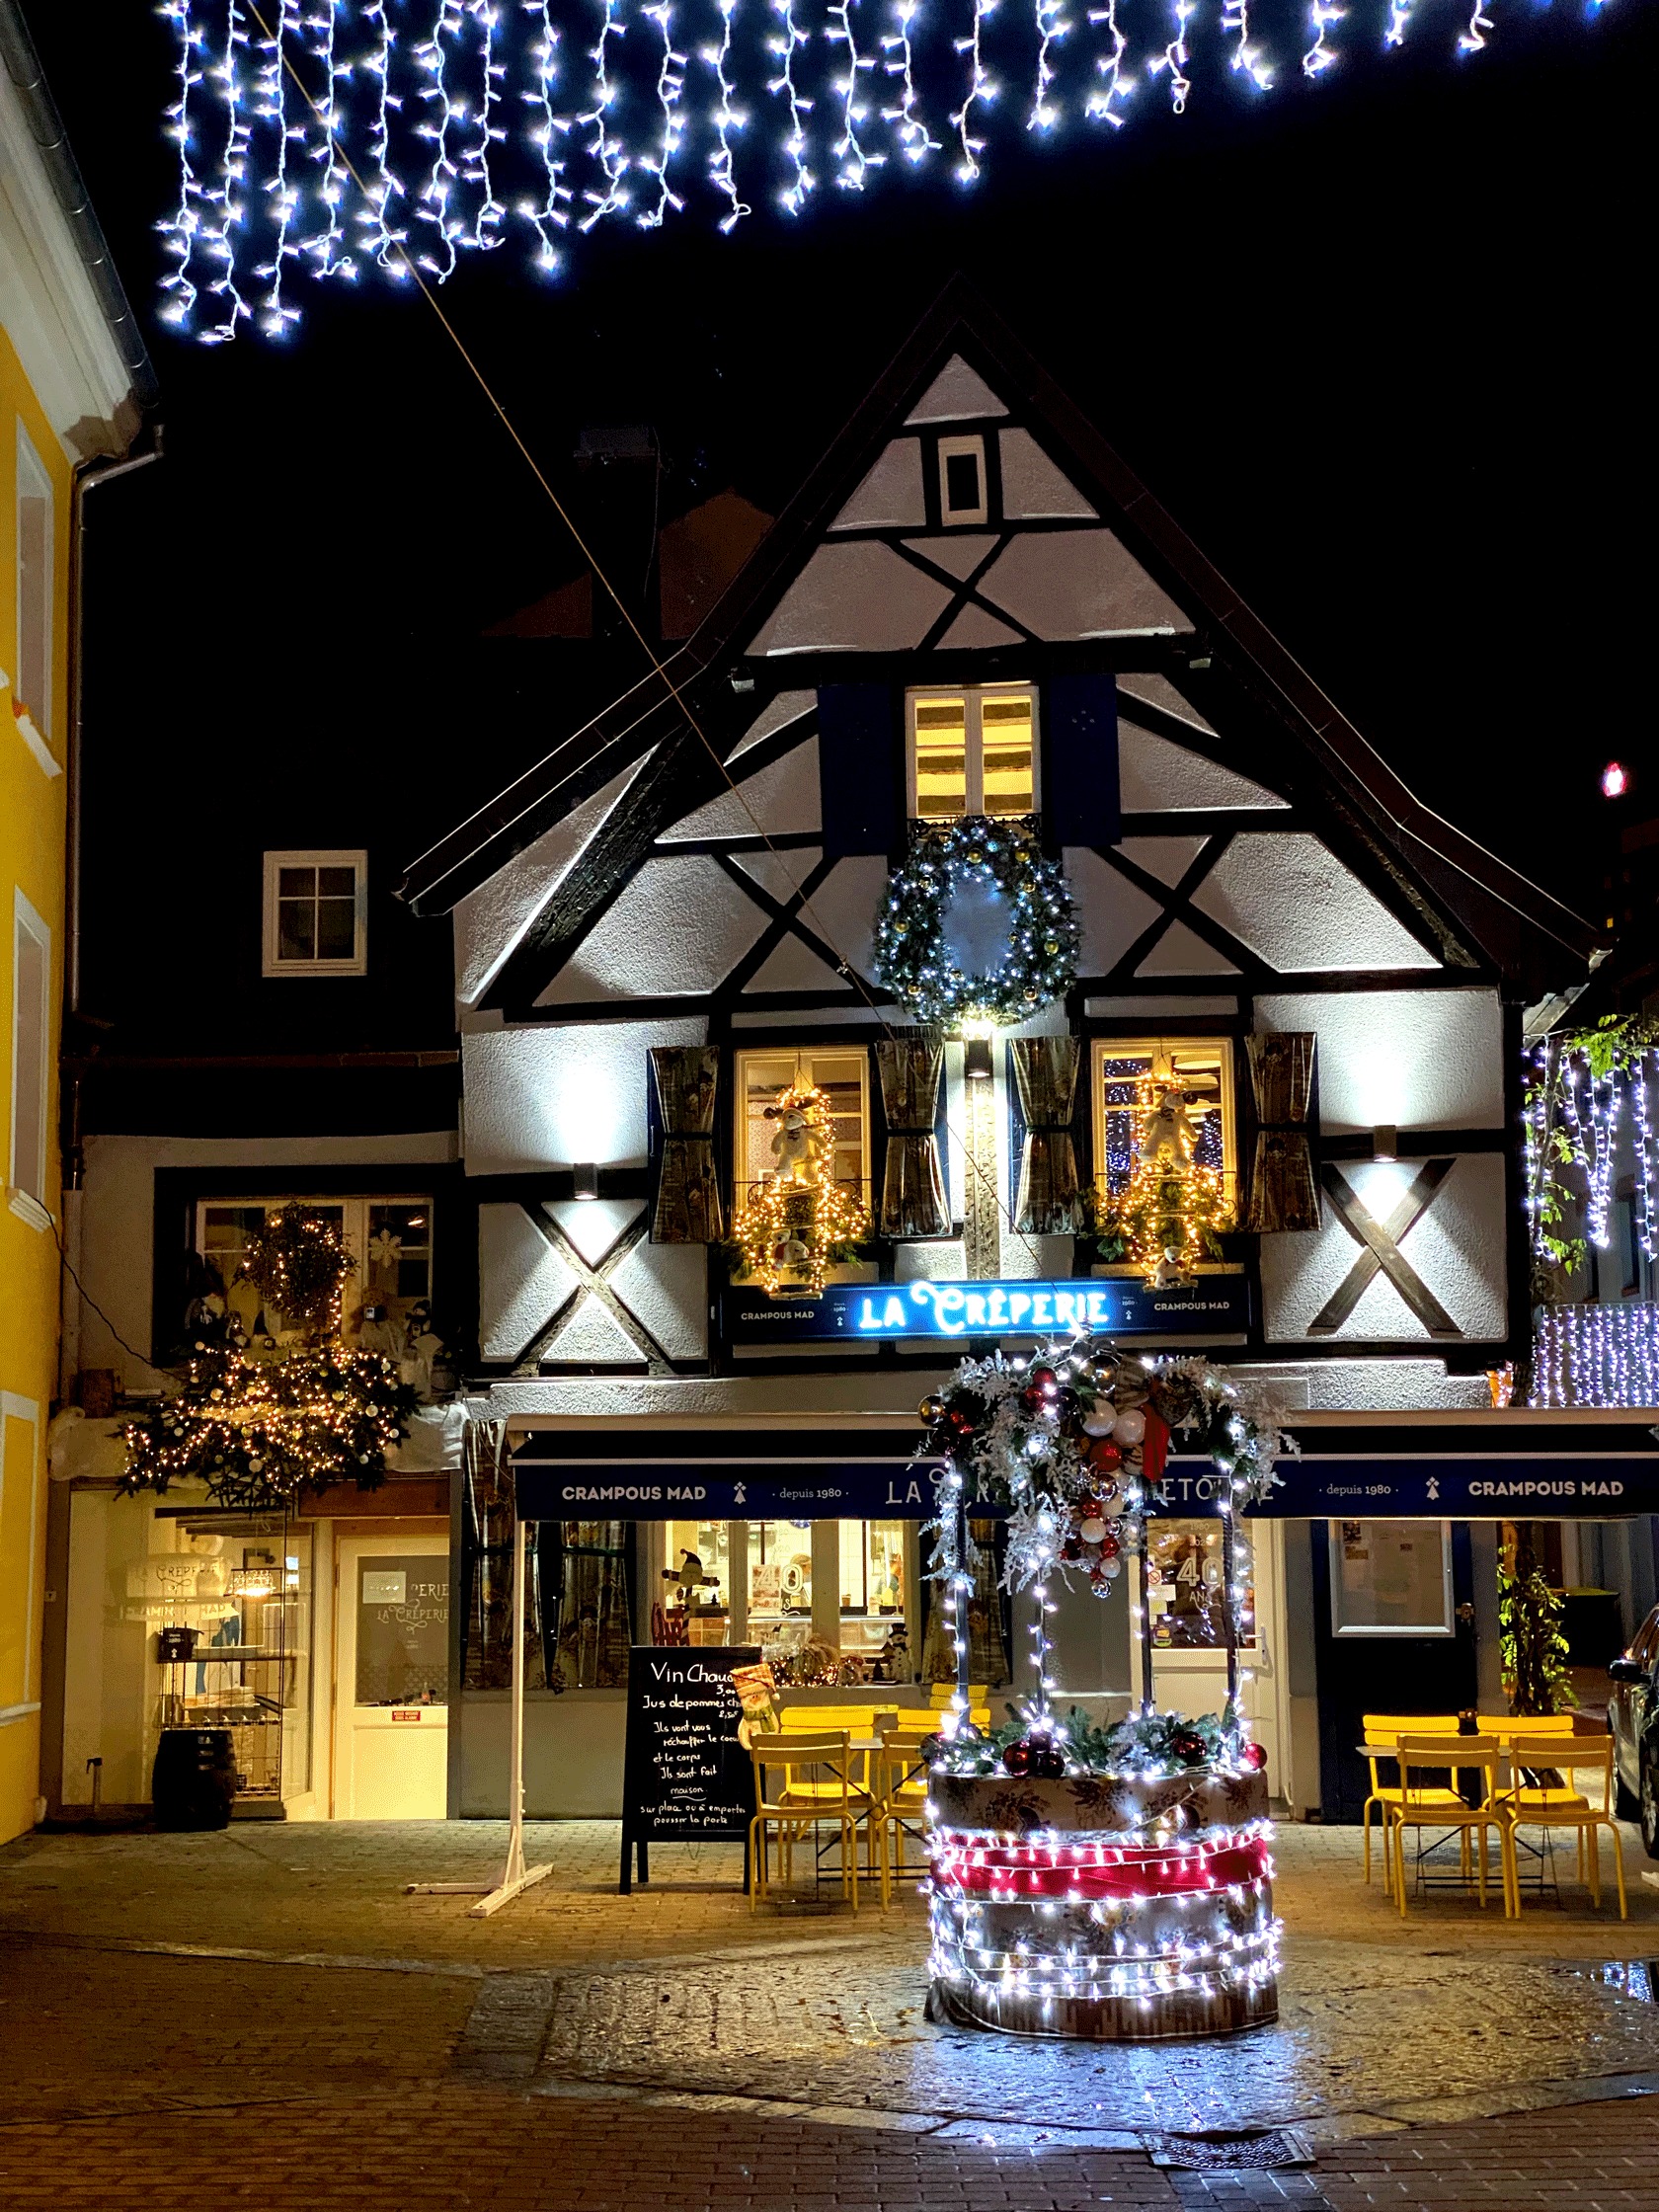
214, 0, 1039, 1263
158, 0, 1605, 339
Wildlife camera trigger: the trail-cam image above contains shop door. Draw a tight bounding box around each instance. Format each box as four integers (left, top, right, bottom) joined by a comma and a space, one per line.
1145, 1519, 1285, 1793
334, 1537, 449, 1819
1310, 1519, 1477, 1824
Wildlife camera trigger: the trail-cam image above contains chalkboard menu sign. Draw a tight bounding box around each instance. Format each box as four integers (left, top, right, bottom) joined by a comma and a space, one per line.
619, 1644, 759, 1894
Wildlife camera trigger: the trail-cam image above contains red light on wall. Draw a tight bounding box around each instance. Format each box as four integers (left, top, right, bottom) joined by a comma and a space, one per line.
1603, 761, 1631, 799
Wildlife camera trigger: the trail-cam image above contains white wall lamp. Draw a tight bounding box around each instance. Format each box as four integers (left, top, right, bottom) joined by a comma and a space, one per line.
964, 1038, 994, 1083
573, 1162, 600, 1201
1372, 1126, 1398, 1162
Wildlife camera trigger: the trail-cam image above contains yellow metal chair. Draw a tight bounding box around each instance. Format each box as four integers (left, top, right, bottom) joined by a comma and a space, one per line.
749, 1730, 877, 1912
873, 1711, 941, 1879
1387, 1734, 1516, 1917
1500, 1733, 1627, 1919
1359, 1713, 1462, 1888
928, 1683, 993, 1731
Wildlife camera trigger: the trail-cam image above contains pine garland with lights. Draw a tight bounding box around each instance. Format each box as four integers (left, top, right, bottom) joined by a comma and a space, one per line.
730, 1080, 872, 1296
121, 1206, 415, 1510
874, 817, 1077, 1026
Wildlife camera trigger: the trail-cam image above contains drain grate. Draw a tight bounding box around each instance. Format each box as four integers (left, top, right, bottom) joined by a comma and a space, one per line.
1148, 2127, 1314, 2171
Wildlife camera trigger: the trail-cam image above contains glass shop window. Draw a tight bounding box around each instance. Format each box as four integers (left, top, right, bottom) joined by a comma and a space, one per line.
1329, 1521, 1455, 1637
734, 1048, 870, 1215
660, 1516, 736, 1645
551, 1522, 632, 1688
194, 1196, 434, 1347
906, 684, 1037, 822
1092, 1037, 1237, 1215
1146, 1519, 1255, 1650
838, 1518, 909, 1662
748, 1520, 814, 1647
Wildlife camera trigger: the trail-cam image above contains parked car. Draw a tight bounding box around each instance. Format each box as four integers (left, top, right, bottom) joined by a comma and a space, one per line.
1607, 1606, 1659, 1853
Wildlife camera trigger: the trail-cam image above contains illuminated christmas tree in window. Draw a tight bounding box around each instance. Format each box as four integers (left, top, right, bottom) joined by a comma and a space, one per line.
731, 1082, 871, 1298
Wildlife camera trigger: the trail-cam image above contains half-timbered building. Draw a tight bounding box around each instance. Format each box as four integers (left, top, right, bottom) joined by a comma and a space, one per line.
397, 283, 1609, 1823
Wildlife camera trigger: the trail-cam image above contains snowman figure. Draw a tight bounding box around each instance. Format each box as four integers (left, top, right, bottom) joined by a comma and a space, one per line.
1151, 1244, 1192, 1289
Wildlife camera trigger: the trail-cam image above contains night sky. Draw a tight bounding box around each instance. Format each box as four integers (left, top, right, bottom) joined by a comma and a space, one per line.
25, 0, 1657, 929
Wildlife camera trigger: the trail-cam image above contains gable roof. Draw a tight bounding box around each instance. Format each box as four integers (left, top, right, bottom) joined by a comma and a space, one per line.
400, 277, 1601, 1004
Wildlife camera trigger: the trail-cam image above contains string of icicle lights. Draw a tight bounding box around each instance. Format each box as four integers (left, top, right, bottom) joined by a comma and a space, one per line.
160, 0, 1607, 338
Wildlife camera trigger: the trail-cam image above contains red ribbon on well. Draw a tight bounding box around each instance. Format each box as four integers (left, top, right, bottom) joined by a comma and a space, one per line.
934, 1835, 1269, 1900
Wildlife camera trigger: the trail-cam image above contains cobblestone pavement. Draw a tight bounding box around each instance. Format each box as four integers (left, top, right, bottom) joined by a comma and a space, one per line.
6, 1818, 1659, 2208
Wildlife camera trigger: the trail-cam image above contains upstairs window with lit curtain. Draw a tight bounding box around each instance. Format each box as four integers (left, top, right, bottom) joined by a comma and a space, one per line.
1091, 1038, 1237, 1222
735, 1047, 869, 1214
15, 426, 54, 741
263, 851, 366, 976
907, 685, 1037, 822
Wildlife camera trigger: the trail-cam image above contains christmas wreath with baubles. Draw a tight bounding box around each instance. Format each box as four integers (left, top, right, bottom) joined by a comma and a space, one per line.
874, 816, 1078, 1024
917, 1337, 1291, 1779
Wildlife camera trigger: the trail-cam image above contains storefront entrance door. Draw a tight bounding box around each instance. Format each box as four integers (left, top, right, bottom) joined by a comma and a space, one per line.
1310, 1519, 1477, 1823
334, 1536, 449, 1819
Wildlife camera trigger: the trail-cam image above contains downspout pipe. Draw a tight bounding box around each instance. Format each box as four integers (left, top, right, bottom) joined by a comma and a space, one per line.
64, 433, 164, 1185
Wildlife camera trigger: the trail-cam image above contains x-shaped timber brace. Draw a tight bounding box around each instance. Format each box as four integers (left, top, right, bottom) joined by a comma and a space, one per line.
511, 1203, 679, 1377
1310, 1158, 1461, 1339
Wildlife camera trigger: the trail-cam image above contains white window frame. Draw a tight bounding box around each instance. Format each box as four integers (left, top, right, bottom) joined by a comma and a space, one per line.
195, 1195, 434, 1330
937, 434, 989, 526
8, 888, 51, 1232
1090, 1035, 1239, 1229
15, 423, 54, 744
905, 682, 1040, 822
263, 849, 367, 978
732, 1045, 872, 1215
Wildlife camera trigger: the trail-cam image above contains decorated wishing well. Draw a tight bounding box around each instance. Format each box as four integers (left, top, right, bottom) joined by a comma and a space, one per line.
916, 1341, 1289, 2042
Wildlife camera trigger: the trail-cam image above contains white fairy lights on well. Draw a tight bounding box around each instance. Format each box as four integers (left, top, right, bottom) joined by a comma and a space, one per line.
916, 1337, 1289, 2040
158, 0, 1615, 337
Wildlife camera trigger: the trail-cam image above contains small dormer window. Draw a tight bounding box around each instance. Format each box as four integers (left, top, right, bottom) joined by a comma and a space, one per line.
937, 435, 988, 526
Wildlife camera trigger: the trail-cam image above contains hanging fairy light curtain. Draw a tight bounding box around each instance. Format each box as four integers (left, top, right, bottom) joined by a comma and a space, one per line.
1525, 1016, 1659, 1300
160, 0, 1604, 342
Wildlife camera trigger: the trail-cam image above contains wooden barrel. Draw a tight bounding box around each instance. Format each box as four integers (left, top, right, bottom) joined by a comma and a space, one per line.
926, 1766, 1280, 2041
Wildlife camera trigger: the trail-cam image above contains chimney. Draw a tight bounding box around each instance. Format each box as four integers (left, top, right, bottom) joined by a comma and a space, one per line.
572, 425, 661, 648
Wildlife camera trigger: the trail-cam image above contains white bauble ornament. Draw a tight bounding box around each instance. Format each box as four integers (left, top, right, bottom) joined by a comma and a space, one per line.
1113, 1407, 1146, 1446
1101, 1490, 1125, 1518
1081, 1411, 1117, 1438
1078, 1516, 1107, 1543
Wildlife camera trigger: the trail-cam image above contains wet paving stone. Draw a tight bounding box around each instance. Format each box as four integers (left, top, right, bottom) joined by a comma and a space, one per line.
528, 1936, 1659, 2134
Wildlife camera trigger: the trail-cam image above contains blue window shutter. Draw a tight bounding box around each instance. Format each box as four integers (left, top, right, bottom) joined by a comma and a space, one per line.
1042, 674, 1120, 848
818, 684, 902, 859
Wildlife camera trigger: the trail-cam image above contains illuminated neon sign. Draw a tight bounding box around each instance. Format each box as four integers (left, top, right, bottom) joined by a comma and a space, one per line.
720, 1275, 1250, 1343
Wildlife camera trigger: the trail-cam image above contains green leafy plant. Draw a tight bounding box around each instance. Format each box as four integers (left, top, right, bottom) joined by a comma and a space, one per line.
1525, 1016, 1659, 1304
1498, 1531, 1576, 1716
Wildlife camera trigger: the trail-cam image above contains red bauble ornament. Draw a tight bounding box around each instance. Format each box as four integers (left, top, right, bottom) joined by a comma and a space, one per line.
1028, 1364, 1058, 1393
1170, 1728, 1207, 1767
1000, 1739, 1035, 1777
1242, 1741, 1269, 1773
1096, 1529, 1121, 1560
1085, 1438, 1123, 1472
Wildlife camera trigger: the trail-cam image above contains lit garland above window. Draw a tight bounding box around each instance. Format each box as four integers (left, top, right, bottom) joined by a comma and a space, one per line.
120, 1203, 417, 1509
875, 817, 1077, 1026
156, 0, 1598, 341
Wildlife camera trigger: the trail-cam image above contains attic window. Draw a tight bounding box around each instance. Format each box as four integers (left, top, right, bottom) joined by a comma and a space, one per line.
938, 435, 988, 526
908, 684, 1037, 821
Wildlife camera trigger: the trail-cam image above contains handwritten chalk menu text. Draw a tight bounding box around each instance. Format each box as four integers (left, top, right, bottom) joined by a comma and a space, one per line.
619, 1645, 759, 1894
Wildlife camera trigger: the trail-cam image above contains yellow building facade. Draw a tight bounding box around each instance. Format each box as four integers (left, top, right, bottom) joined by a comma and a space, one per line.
1, 11, 150, 1842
